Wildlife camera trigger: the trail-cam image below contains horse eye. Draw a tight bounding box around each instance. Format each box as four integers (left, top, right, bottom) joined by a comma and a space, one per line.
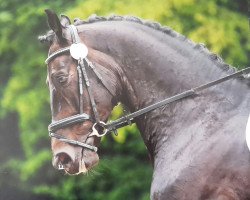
56, 75, 68, 84
52, 73, 68, 85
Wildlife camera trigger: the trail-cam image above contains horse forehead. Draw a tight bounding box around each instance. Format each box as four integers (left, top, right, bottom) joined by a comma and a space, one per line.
47, 55, 70, 73
47, 45, 73, 72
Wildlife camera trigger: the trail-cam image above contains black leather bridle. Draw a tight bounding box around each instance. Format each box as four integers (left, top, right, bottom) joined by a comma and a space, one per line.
46, 25, 113, 152
46, 24, 250, 153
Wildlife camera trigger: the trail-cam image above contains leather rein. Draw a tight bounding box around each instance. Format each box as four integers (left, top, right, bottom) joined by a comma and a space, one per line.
46, 25, 250, 152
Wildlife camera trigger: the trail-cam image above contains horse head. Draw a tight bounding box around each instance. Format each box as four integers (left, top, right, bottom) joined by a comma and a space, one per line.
42, 10, 119, 175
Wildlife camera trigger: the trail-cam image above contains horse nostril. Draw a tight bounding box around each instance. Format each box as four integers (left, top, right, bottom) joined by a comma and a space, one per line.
55, 152, 73, 167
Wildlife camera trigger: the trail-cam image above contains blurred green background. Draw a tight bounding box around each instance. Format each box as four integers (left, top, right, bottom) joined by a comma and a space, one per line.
0, 0, 248, 199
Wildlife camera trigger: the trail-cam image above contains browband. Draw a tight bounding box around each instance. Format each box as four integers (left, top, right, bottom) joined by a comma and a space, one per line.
45, 46, 70, 64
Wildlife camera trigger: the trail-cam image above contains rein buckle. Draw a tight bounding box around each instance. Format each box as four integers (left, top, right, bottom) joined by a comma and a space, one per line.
89, 122, 108, 138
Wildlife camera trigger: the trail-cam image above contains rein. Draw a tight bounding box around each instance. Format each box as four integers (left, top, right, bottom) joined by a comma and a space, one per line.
46, 24, 250, 152
104, 67, 250, 134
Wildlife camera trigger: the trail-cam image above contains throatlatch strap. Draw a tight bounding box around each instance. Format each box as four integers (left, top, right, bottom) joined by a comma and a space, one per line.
86, 58, 116, 97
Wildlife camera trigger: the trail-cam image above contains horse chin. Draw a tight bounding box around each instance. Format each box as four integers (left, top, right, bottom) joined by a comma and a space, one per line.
61, 161, 86, 175
62, 161, 87, 175
82, 150, 100, 171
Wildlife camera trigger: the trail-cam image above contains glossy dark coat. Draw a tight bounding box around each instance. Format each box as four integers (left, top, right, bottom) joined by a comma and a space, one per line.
42, 12, 250, 200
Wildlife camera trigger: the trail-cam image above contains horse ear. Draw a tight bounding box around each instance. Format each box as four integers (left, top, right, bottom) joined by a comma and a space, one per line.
45, 9, 64, 42
60, 14, 71, 27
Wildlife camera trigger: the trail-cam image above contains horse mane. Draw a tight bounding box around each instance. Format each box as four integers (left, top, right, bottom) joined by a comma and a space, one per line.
39, 14, 250, 83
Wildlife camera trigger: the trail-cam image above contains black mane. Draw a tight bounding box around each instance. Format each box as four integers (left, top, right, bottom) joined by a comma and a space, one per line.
39, 14, 250, 83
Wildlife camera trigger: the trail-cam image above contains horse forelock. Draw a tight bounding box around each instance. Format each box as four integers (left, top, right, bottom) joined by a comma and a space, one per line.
38, 30, 55, 44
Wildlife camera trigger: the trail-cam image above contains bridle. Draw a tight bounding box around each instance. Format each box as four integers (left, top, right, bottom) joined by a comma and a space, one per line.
46, 25, 113, 152
46, 24, 250, 153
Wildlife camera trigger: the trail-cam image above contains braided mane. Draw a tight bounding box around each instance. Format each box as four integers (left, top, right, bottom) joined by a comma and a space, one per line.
39, 14, 249, 83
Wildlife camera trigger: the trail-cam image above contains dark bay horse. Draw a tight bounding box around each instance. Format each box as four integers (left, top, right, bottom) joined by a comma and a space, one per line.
40, 10, 250, 199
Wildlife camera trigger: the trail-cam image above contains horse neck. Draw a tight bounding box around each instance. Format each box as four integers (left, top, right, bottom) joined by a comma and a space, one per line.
80, 21, 250, 161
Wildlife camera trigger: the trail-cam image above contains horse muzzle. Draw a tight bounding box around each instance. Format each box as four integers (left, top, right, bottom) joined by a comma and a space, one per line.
52, 145, 99, 175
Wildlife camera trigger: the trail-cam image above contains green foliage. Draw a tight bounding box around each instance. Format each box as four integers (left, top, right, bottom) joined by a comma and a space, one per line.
0, 0, 248, 199
69, 0, 248, 67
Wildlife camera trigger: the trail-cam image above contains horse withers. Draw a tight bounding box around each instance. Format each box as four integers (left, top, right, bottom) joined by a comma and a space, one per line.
40, 10, 250, 200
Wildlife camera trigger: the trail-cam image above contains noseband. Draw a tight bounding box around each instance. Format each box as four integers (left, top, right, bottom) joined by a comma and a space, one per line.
46, 25, 250, 153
